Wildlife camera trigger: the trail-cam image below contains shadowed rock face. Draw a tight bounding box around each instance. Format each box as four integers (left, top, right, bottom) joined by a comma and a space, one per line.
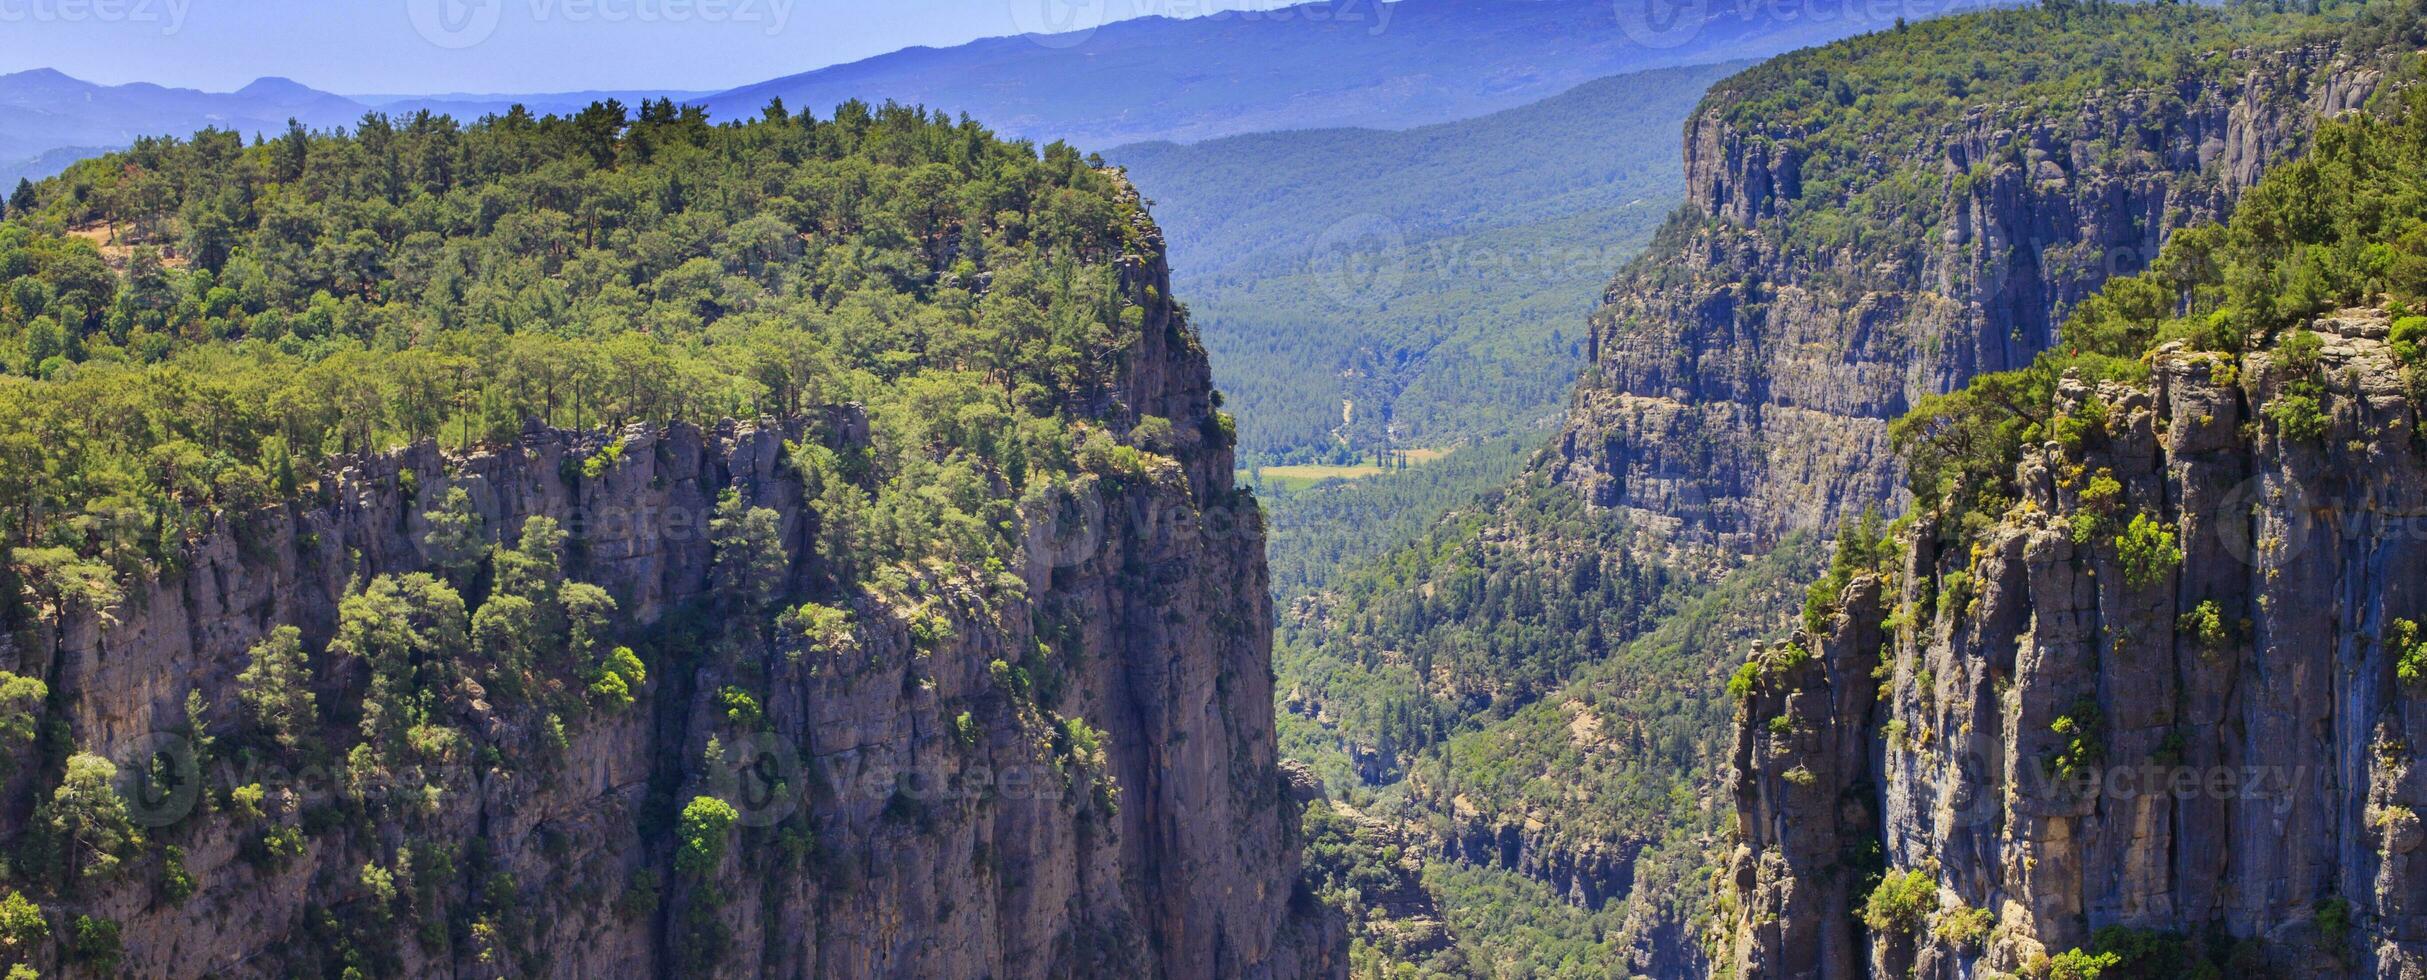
1723, 311, 2427, 977
1557, 43, 2382, 557
0, 216, 1342, 979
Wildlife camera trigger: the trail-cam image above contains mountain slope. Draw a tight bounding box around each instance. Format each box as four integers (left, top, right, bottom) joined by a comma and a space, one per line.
0, 103, 1337, 977
708, 0, 1949, 151
1113, 62, 1748, 461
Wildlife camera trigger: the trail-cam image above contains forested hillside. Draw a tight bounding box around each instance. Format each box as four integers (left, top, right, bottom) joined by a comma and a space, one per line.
0, 99, 1336, 977
1115, 64, 1744, 463
1275, 1, 2421, 975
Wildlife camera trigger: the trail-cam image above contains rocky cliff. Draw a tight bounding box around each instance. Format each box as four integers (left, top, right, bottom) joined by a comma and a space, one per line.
1557, 39, 2384, 555
0, 217, 1341, 978
1723, 310, 2427, 976
1266, 11, 2420, 976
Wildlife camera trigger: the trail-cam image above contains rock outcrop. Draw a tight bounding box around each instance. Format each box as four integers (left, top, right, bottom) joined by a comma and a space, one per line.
0, 217, 1341, 978
1723, 311, 2427, 976
1557, 42, 2384, 556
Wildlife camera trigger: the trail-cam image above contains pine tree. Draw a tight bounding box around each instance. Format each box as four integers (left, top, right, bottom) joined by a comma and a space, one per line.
237, 626, 316, 751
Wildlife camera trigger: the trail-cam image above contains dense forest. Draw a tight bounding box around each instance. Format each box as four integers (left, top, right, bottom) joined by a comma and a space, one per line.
1705, 0, 2417, 275
0, 98, 1197, 591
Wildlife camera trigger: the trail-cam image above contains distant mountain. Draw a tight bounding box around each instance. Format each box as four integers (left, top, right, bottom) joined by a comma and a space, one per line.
707, 0, 1969, 148
0, 69, 343, 179
0, 145, 109, 187
0, 69, 700, 185
1, 0, 1983, 186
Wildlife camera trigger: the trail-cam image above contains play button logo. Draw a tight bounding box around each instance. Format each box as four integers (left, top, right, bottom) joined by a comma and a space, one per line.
409, 0, 504, 49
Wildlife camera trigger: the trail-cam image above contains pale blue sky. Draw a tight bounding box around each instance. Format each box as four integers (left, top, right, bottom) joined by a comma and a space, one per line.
0, 0, 1310, 94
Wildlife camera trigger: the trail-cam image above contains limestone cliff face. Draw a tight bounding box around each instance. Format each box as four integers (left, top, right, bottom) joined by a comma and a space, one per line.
1723, 311, 2427, 977
0, 215, 1341, 978
1557, 43, 2383, 555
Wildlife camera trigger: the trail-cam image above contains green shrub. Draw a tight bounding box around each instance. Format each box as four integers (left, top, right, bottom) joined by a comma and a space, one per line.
2317, 896, 2352, 950
2265, 328, 2332, 443
2069, 472, 2123, 545
2115, 513, 2181, 589
2179, 600, 2233, 655
2054, 398, 2109, 451
259, 825, 307, 867
580, 438, 626, 479
717, 687, 764, 730
71, 915, 120, 972
1933, 903, 1991, 949
1726, 659, 1764, 701
2083, 925, 2219, 977
590, 646, 647, 709
2264, 392, 2330, 443
2047, 947, 2120, 980
779, 603, 854, 661
1803, 510, 1889, 635
161, 844, 196, 904
1860, 868, 1937, 935
2391, 315, 2427, 364
2390, 619, 2427, 686
676, 796, 738, 877
2047, 697, 2105, 782
0, 891, 45, 950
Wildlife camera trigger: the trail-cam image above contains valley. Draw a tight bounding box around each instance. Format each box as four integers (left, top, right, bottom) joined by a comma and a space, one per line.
1114, 62, 1750, 466
1242, 0, 2427, 975
3, 0, 2426, 976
